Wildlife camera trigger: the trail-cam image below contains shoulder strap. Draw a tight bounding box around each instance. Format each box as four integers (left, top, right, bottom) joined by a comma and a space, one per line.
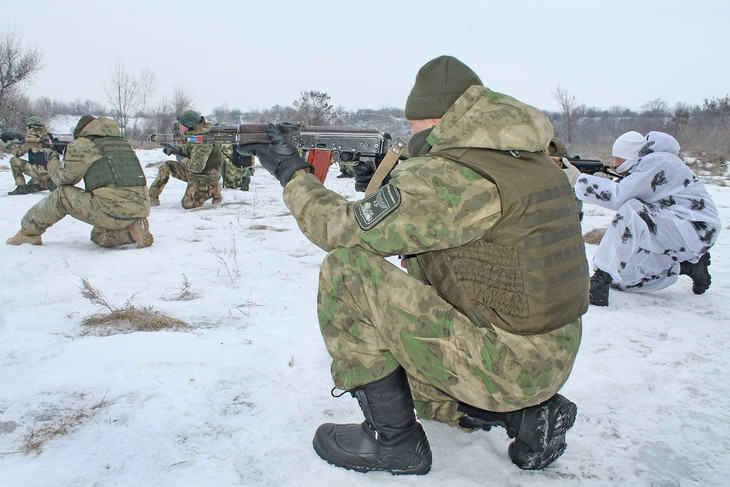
364, 137, 408, 196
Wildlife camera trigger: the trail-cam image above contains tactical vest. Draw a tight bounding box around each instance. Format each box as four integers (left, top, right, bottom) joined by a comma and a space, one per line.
416, 148, 589, 335
83, 136, 147, 191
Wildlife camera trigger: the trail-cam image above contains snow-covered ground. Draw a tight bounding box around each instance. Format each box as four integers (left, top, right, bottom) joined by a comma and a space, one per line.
1, 149, 728, 486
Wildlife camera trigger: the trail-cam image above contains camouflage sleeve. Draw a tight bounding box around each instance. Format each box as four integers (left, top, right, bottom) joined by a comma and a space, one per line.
283, 157, 502, 256
10, 144, 27, 158
49, 138, 96, 186
181, 143, 214, 173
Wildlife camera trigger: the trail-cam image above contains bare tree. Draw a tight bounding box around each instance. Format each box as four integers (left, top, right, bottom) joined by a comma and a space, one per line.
147, 85, 194, 135
104, 61, 138, 137
668, 103, 690, 141
136, 70, 155, 115
170, 85, 193, 116
293, 90, 335, 125
0, 27, 43, 129
640, 98, 669, 118
149, 99, 174, 135
130, 69, 156, 139
551, 84, 579, 145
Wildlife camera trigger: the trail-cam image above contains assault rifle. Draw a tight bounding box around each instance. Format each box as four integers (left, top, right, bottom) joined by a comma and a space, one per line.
1, 132, 72, 155
148, 122, 393, 183
555, 156, 622, 179
0, 131, 24, 143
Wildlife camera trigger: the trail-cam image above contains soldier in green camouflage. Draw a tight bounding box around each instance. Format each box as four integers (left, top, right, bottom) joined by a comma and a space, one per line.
148, 110, 223, 208
220, 141, 242, 189
7, 115, 153, 248
215, 122, 254, 191
7, 117, 55, 195
239, 56, 588, 475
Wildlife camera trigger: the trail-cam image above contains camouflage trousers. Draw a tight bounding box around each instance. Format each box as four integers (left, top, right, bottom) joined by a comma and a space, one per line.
10, 157, 52, 188
21, 186, 139, 247
222, 157, 253, 190
149, 161, 222, 209
317, 247, 581, 426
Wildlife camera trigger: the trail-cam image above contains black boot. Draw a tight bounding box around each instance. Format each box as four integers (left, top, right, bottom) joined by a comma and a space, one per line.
680, 253, 712, 294
589, 269, 612, 306
312, 367, 432, 475
458, 394, 577, 470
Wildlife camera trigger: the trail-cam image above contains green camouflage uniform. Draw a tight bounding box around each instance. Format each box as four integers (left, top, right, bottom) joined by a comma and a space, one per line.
148, 121, 223, 208
282, 87, 584, 426
9, 125, 54, 190
220, 144, 242, 188
19, 117, 150, 247
221, 144, 254, 191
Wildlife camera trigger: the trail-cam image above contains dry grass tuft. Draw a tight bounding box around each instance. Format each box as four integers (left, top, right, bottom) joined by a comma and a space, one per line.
79, 277, 191, 336
80, 306, 191, 336
21, 396, 112, 455
163, 274, 199, 302
248, 224, 288, 232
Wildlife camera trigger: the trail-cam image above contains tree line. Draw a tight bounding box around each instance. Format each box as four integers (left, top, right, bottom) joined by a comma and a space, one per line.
550, 84, 729, 175
1, 27, 727, 177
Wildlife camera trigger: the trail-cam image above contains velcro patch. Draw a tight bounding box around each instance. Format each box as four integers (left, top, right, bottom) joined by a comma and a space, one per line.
354, 184, 401, 230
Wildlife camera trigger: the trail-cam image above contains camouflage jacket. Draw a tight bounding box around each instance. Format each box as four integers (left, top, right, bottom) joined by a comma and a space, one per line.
48, 117, 149, 219
284, 86, 582, 342
180, 122, 223, 185
284, 86, 555, 255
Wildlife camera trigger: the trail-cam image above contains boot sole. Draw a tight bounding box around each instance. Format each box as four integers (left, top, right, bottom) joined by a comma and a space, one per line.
509, 397, 577, 470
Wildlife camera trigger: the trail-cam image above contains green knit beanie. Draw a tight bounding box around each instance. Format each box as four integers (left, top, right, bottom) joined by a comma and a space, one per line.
404, 55, 482, 120
177, 110, 202, 129
73, 114, 96, 139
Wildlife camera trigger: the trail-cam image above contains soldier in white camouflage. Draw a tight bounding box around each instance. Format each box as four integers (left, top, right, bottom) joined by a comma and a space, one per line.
239, 56, 588, 475
148, 110, 223, 208
7, 117, 55, 195
6, 115, 153, 248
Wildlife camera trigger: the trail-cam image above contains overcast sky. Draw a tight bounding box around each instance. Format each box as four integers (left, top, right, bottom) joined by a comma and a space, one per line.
7, 0, 730, 117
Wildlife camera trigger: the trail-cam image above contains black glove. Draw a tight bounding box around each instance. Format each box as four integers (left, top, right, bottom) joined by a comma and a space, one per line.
235, 123, 313, 187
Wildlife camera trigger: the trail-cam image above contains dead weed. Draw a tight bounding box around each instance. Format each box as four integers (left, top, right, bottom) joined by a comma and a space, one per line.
21, 396, 112, 455
79, 277, 191, 336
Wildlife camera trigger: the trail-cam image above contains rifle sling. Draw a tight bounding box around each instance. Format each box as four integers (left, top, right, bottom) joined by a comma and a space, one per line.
364, 137, 407, 196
